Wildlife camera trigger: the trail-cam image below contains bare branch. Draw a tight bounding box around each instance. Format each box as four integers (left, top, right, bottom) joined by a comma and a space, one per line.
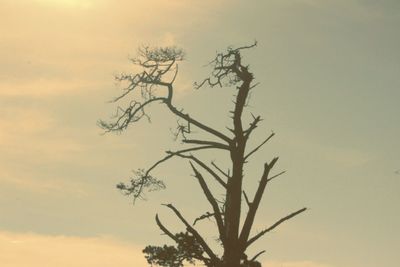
195, 41, 257, 89
246, 207, 307, 248
267, 170, 286, 182
116, 169, 165, 201
117, 145, 219, 201
239, 157, 279, 245
249, 250, 266, 262
211, 161, 231, 180
148, 145, 215, 175
171, 119, 191, 141
102, 45, 234, 146
244, 132, 275, 160
166, 100, 232, 144
155, 214, 178, 242
163, 203, 219, 263
98, 97, 164, 132
174, 154, 227, 188
189, 162, 225, 244
193, 212, 215, 226
183, 139, 230, 150
244, 114, 262, 140
243, 191, 251, 207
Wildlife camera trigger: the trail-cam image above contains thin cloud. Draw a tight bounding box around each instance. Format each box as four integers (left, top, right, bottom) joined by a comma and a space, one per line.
0, 107, 84, 160
0, 0, 223, 97
0, 168, 88, 197
0, 231, 147, 267
0, 231, 332, 267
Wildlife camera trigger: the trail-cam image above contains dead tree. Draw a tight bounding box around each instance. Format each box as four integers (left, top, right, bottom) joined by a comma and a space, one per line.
99, 43, 306, 267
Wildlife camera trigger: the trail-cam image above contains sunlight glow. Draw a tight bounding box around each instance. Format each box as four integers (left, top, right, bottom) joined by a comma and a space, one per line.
34, 0, 96, 8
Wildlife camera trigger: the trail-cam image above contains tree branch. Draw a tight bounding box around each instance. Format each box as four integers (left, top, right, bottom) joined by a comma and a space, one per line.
166, 98, 232, 144
244, 114, 262, 140
150, 145, 218, 174
244, 132, 275, 160
163, 203, 219, 263
246, 207, 307, 248
243, 191, 251, 207
211, 161, 231, 180
239, 157, 279, 245
174, 154, 227, 188
117, 145, 219, 200
250, 250, 266, 262
99, 97, 165, 132
189, 162, 225, 244
155, 214, 178, 242
182, 139, 230, 150
102, 46, 233, 146
267, 170, 286, 182
193, 211, 215, 226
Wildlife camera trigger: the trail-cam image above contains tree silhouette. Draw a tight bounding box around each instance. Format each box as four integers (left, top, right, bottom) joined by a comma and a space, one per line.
100, 43, 306, 267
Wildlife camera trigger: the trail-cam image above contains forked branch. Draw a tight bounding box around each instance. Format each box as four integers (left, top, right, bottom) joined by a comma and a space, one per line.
100, 46, 233, 145
239, 157, 279, 244
195, 41, 257, 89
244, 114, 262, 140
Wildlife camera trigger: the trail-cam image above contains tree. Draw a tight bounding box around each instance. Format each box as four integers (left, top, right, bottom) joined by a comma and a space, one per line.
99, 42, 307, 267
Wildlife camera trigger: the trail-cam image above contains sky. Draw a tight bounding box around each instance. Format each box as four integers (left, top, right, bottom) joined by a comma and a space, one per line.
0, 0, 399, 266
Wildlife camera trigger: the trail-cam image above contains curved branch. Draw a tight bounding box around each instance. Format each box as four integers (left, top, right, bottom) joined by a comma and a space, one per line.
193, 211, 215, 226
117, 145, 219, 201
99, 97, 165, 132
155, 214, 178, 242
149, 145, 216, 174
166, 98, 232, 144
250, 250, 266, 262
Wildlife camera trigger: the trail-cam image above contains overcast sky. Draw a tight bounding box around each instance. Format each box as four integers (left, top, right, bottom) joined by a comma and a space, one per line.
1, 0, 399, 266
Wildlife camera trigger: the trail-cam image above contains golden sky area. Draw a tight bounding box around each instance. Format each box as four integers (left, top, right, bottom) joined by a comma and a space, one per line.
1, 0, 399, 266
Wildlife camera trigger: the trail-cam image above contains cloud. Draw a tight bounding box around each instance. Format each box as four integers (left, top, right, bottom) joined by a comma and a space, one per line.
0, 79, 103, 97
0, 106, 88, 196
0, 106, 83, 160
0, 107, 53, 136
0, 0, 224, 97
0, 231, 148, 267
0, 167, 88, 197
0, 231, 335, 267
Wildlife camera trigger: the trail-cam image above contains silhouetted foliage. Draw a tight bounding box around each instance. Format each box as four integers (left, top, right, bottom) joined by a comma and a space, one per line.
100, 42, 306, 267
143, 232, 204, 267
